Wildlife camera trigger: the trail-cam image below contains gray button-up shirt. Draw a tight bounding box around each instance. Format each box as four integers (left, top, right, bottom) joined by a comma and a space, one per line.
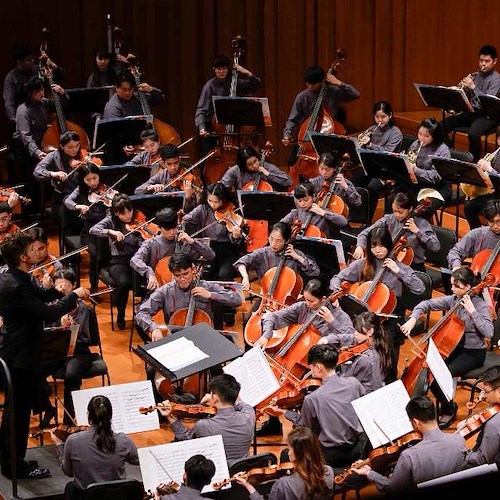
103, 90, 164, 119
363, 124, 403, 153
469, 70, 500, 110
33, 149, 79, 196
409, 141, 451, 184
281, 207, 348, 238
309, 175, 362, 207
338, 346, 385, 394
448, 226, 500, 269
220, 163, 292, 191
465, 412, 500, 467
89, 215, 143, 257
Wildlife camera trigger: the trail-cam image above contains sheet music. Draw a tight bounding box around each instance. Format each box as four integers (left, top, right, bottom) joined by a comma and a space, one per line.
223, 346, 280, 406
72, 380, 159, 434
148, 337, 209, 372
351, 380, 414, 448
138, 435, 229, 493
426, 338, 455, 402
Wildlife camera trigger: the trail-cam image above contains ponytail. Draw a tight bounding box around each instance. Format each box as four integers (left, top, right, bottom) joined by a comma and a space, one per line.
88, 395, 116, 453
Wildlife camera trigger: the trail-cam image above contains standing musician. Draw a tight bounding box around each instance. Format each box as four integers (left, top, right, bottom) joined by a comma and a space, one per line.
135, 253, 242, 340
400, 267, 493, 429
64, 163, 111, 294
130, 208, 215, 292
27, 227, 62, 288
157, 374, 255, 466
220, 146, 292, 192
281, 181, 348, 238
0, 202, 21, 243
236, 426, 334, 499
134, 144, 200, 213
337, 311, 392, 394
124, 129, 162, 173
195, 54, 261, 142
282, 65, 360, 147
86, 49, 119, 88
89, 194, 144, 330
463, 366, 500, 467
272, 344, 366, 469
0, 232, 89, 480
102, 71, 164, 119
352, 191, 440, 273
351, 396, 467, 495
464, 125, 500, 229
330, 226, 426, 383
441, 45, 500, 161
308, 152, 361, 208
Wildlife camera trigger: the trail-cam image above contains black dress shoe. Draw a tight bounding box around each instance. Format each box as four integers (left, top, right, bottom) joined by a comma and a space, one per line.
40, 406, 56, 429
256, 417, 283, 436
438, 402, 458, 429
117, 318, 126, 330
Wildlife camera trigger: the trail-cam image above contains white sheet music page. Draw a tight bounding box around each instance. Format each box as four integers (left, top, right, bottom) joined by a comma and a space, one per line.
72, 380, 159, 433
148, 337, 209, 372
138, 435, 229, 493
223, 346, 280, 407
351, 380, 414, 449
426, 338, 455, 402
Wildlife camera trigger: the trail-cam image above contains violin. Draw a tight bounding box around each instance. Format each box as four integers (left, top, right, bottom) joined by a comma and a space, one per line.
335, 431, 422, 485
0, 186, 31, 205
213, 462, 295, 489
266, 377, 322, 412
139, 403, 217, 420
337, 340, 371, 365
0, 223, 21, 243
68, 148, 103, 170
124, 211, 160, 240
30, 254, 57, 282
88, 184, 118, 208
29, 246, 89, 277
29, 424, 88, 442
144, 482, 180, 499
456, 403, 500, 440
214, 202, 252, 246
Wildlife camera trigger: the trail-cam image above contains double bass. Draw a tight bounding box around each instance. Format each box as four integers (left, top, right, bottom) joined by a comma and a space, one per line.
288, 49, 347, 185
39, 28, 90, 153
126, 54, 181, 146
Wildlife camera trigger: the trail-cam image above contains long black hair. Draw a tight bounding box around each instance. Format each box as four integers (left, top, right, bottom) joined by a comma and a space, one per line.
88, 395, 116, 453
362, 226, 393, 281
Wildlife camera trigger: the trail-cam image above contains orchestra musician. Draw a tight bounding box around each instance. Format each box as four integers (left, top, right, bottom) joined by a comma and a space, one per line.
27, 226, 62, 288
157, 374, 255, 466
0, 201, 21, 243
330, 226, 426, 383
281, 65, 360, 147
400, 267, 493, 429
89, 193, 144, 330
51, 395, 139, 499
463, 366, 500, 467
441, 45, 500, 162
0, 232, 89, 480
124, 128, 162, 172
352, 191, 441, 273
236, 426, 334, 499
351, 396, 467, 495
86, 49, 120, 88
135, 253, 241, 340
130, 208, 215, 292
220, 146, 292, 192
337, 311, 392, 394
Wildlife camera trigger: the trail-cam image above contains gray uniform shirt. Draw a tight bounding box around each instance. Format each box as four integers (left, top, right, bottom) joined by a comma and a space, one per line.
33, 149, 79, 196
261, 300, 355, 346
220, 163, 292, 191
409, 141, 451, 184
363, 124, 403, 153
135, 279, 242, 333
89, 215, 143, 257
281, 207, 348, 238
162, 485, 206, 499
356, 214, 440, 265
309, 175, 362, 207
367, 428, 466, 494
411, 295, 493, 350
14, 100, 50, 159
170, 403, 255, 463
448, 227, 500, 269
465, 412, 500, 467
469, 70, 500, 110
338, 346, 385, 393
55, 426, 139, 490
130, 235, 215, 279
330, 258, 426, 298
286, 374, 365, 448
103, 90, 164, 119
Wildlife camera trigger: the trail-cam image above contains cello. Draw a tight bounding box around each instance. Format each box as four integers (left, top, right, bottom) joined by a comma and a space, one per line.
288, 49, 347, 185
39, 29, 90, 153
203, 35, 257, 184
401, 274, 495, 396
126, 54, 181, 146
315, 153, 350, 218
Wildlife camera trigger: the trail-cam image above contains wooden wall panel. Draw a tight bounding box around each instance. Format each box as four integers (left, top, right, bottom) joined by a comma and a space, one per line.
0, 0, 499, 169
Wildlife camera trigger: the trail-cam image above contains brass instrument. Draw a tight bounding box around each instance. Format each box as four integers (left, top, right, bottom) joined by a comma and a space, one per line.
357, 122, 380, 145
457, 71, 479, 90
460, 146, 500, 198
406, 141, 422, 166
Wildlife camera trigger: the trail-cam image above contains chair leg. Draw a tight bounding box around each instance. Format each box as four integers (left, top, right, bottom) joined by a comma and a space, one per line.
110, 292, 115, 331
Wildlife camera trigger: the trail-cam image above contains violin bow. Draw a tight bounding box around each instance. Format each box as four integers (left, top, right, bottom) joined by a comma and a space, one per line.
189, 203, 246, 238
84, 173, 128, 213
29, 246, 90, 274
120, 216, 157, 241
372, 418, 394, 446
65, 142, 107, 180
149, 449, 177, 484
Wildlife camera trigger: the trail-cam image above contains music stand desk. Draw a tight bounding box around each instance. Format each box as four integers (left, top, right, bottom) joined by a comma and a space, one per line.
41, 327, 72, 363
66, 86, 113, 114
237, 191, 295, 225
134, 322, 243, 383
308, 131, 363, 168
129, 192, 185, 217
98, 165, 151, 196
479, 95, 500, 123
93, 115, 153, 150
414, 83, 473, 120
294, 236, 343, 283
213, 97, 265, 128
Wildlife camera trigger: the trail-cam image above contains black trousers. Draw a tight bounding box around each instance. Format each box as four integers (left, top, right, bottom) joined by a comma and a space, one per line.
62, 350, 93, 424
108, 258, 133, 319
464, 193, 496, 229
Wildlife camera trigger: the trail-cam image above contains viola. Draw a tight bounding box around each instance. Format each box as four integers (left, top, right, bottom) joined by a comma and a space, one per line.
124, 211, 160, 240
0, 186, 31, 205
401, 274, 495, 396
289, 48, 347, 185
334, 431, 422, 485
139, 403, 217, 420
213, 462, 295, 489
456, 404, 500, 440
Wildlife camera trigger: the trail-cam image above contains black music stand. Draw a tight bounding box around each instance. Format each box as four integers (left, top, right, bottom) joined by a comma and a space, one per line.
479, 95, 500, 122
98, 165, 151, 195
41, 327, 72, 363
213, 97, 265, 128
308, 132, 363, 168
338, 294, 370, 322
134, 323, 243, 395
414, 83, 473, 121
129, 192, 185, 218
237, 190, 295, 228
293, 236, 343, 283
431, 155, 489, 233
66, 86, 113, 114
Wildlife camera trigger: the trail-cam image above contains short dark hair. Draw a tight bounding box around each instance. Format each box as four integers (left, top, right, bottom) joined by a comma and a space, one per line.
479, 45, 497, 59
482, 199, 500, 222
184, 454, 216, 491
0, 202, 12, 215
293, 181, 315, 199
307, 344, 339, 369
319, 152, 337, 168
391, 191, 415, 210
236, 146, 259, 170
140, 129, 159, 143
303, 279, 328, 299
480, 366, 500, 389
271, 222, 291, 241
23, 76, 44, 96
12, 44, 34, 62
53, 267, 77, 285
168, 252, 193, 272
60, 131, 80, 146
451, 266, 480, 288
111, 193, 133, 215
115, 71, 135, 87
0, 232, 34, 267
406, 396, 436, 422
159, 144, 180, 160
156, 208, 178, 229
212, 55, 230, 68
206, 182, 232, 203
208, 374, 240, 405
26, 226, 48, 244
305, 66, 325, 84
